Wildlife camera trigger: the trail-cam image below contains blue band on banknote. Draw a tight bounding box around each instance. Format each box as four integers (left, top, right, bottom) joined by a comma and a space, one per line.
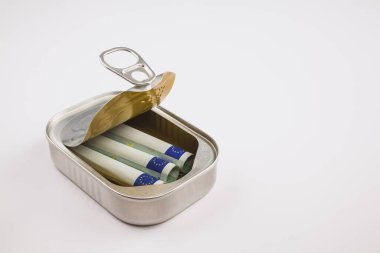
146, 157, 169, 173
133, 173, 159, 186
165, 146, 185, 160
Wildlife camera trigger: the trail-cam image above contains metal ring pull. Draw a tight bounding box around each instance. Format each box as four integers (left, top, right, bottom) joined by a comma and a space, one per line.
100, 47, 156, 86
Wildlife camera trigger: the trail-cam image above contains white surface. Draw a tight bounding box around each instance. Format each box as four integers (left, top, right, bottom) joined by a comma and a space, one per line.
1, 0, 380, 252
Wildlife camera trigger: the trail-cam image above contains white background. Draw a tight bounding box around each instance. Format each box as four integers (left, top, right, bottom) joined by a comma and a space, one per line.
1, 0, 380, 252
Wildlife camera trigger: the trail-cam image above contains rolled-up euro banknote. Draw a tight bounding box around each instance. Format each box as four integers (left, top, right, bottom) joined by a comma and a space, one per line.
107, 124, 194, 173
71, 145, 163, 186
85, 135, 179, 182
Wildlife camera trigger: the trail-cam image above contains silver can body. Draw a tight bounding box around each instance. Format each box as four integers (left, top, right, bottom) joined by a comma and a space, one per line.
46, 91, 218, 225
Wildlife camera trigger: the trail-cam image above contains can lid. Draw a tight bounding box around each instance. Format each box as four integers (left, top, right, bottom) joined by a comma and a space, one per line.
62, 47, 175, 147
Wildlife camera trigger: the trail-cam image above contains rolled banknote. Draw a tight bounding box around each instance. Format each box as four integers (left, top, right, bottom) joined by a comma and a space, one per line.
71, 145, 164, 186
107, 124, 194, 173
85, 135, 179, 182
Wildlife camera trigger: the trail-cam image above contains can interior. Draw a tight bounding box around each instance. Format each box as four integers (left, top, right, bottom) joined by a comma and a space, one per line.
75, 110, 199, 186
128, 110, 199, 155
47, 92, 217, 197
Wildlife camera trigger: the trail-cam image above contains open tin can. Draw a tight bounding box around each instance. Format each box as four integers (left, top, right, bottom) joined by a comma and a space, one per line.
45, 48, 218, 225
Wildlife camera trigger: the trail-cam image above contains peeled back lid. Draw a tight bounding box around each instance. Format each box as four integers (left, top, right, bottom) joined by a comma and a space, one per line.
61, 47, 175, 147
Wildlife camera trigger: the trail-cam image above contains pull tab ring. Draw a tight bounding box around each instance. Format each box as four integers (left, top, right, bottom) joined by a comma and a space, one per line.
100, 47, 156, 86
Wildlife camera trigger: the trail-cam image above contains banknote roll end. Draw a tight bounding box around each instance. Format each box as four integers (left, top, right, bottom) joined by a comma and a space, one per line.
181, 153, 195, 174
162, 163, 180, 183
